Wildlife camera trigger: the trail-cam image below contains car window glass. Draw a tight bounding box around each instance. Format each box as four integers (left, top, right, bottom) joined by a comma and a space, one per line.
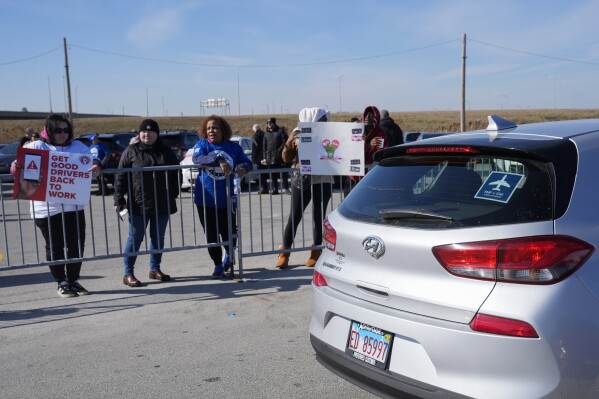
0, 142, 19, 154
114, 135, 135, 149
338, 155, 552, 229
186, 133, 199, 148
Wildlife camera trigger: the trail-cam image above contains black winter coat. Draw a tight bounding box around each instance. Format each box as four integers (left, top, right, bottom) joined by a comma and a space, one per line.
262, 128, 286, 165
380, 116, 404, 147
252, 129, 265, 164
114, 140, 181, 215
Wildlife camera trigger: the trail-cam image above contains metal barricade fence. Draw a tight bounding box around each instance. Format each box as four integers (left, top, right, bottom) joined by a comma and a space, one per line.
0, 165, 233, 271
0, 165, 356, 277
234, 167, 353, 275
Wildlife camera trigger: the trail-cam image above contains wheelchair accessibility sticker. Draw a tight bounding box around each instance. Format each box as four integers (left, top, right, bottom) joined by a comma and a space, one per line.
474, 171, 524, 203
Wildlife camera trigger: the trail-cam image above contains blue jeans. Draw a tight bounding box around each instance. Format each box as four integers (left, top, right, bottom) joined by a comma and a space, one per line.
123, 213, 169, 275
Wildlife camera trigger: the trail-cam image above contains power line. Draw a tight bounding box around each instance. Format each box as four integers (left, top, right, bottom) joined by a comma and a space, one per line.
6, 37, 598, 71
69, 39, 459, 68
0, 45, 62, 66
469, 37, 599, 66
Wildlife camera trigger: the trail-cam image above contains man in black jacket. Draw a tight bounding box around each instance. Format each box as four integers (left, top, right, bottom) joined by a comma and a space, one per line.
261, 117, 288, 194
252, 123, 269, 194
380, 109, 404, 147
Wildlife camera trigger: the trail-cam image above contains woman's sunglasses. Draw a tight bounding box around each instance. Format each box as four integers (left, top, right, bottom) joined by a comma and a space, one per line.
52, 127, 72, 134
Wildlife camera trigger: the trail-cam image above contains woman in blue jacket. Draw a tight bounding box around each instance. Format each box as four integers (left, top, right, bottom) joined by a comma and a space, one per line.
192, 115, 252, 278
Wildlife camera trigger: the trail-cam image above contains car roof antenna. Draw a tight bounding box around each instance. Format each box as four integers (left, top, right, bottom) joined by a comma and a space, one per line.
487, 115, 517, 131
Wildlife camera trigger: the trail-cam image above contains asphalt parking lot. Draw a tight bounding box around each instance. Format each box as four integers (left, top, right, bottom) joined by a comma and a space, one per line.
0, 225, 374, 399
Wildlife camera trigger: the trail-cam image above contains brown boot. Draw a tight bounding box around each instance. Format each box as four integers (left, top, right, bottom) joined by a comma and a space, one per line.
275, 246, 290, 268
306, 249, 322, 268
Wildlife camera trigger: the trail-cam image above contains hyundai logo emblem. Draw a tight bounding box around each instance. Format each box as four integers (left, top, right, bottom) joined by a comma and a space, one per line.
362, 236, 385, 259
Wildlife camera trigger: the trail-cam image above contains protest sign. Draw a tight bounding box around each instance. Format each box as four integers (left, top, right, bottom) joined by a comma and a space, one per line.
13, 147, 93, 205
297, 122, 365, 176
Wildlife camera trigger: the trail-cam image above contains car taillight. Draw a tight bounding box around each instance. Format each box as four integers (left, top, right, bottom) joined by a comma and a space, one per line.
313, 271, 328, 286
433, 235, 594, 284
470, 314, 538, 338
322, 218, 336, 251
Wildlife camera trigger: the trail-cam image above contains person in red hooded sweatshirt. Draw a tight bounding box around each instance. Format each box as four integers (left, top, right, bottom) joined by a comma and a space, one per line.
345, 105, 387, 195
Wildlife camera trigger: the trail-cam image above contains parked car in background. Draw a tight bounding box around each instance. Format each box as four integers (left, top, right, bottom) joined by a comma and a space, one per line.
310, 116, 599, 399
159, 130, 200, 161
179, 135, 256, 191
76, 132, 137, 184
403, 131, 456, 143
0, 141, 20, 181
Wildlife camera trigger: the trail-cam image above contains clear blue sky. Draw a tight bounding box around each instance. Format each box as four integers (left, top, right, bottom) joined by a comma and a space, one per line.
2, 0, 599, 117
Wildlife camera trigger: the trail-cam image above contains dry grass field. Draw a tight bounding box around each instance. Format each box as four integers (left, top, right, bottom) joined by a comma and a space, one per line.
1, 108, 599, 142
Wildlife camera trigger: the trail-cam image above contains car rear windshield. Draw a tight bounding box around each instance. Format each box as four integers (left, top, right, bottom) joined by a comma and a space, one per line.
160, 133, 199, 149
338, 154, 553, 229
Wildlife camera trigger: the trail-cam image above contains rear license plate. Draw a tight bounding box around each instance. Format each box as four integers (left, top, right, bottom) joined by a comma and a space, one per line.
345, 321, 393, 369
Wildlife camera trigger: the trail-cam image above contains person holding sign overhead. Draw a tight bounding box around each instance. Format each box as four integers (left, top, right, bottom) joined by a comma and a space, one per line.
275, 107, 333, 268
11, 114, 102, 298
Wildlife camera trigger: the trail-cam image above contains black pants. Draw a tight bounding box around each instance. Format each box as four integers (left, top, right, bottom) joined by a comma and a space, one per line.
281, 164, 291, 190
261, 164, 290, 192
196, 205, 237, 266
34, 210, 86, 283
283, 183, 332, 248
97, 172, 110, 191
258, 164, 269, 191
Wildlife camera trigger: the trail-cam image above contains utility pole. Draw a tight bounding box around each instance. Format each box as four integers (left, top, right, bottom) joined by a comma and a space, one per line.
338, 74, 343, 113
460, 33, 466, 132
63, 38, 73, 123
47, 76, 53, 112
237, 67, 241, 116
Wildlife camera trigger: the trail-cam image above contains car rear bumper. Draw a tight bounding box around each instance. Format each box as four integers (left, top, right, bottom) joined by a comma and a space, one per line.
309, 283, 580, 399
310, 334, 468, 399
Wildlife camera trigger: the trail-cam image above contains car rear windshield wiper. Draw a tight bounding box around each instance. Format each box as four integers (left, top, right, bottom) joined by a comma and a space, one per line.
379, 208, 454, 221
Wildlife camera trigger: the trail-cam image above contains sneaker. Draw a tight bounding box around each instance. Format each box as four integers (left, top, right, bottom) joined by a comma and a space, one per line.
69, 281, 90, 296
212, 264, 225, 279
222, 253, 232, 272
57, 282, 76, 298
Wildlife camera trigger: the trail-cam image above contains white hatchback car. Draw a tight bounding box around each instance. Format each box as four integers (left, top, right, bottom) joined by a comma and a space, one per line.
310, 116, 599, 399
179, 135, 256, 190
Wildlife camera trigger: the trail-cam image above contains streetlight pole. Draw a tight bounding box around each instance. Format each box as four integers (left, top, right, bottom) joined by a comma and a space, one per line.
549, 75, 560, 109
237, 67, 241, 116
338, 74, 343, 113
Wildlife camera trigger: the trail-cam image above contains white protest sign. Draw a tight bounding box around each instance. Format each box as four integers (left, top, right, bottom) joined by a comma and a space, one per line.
296, 122, 365, 176
14, 147, 93, 205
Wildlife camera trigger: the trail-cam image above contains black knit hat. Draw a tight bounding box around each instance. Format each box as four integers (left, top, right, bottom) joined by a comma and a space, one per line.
139, 119, 160, 133
267, 117, 277, 124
